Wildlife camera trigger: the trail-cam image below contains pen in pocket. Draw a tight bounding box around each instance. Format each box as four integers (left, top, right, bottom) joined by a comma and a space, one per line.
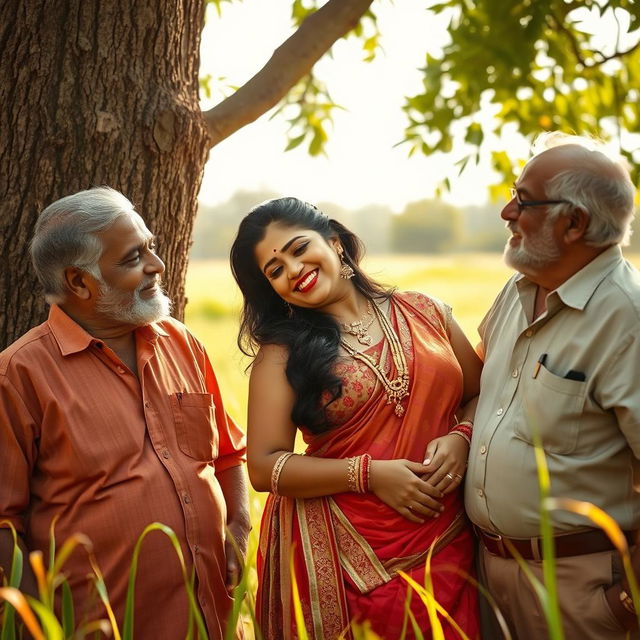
533, 353, 547, 378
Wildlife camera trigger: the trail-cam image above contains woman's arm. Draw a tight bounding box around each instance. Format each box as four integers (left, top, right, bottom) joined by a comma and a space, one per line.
247, 343, 444, 523
421, 316, 483, 493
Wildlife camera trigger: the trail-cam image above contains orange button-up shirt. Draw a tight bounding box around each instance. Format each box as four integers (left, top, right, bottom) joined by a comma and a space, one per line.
0, 305, 246, 639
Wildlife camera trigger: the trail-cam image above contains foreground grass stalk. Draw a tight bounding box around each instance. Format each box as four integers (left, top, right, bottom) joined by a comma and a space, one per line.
122, 522, 208, 640
0, 588, 45, 640
0, 522, 23, 640
288, 546, 309, 640
533, 441, 564, 640
545, 497, 640, 631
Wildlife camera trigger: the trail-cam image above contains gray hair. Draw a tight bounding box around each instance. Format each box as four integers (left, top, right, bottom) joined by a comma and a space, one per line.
531, 132, 636, 247
31, 186, 136, 303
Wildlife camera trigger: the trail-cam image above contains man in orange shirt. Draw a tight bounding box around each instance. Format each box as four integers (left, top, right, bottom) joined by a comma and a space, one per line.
0, 187, 249, 639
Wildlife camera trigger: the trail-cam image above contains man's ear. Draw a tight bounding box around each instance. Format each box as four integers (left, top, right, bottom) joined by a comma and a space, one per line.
564, 207, 590, 243
63, 266, 95, 301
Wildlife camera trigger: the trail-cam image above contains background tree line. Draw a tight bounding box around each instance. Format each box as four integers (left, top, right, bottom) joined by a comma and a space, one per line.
191, 189, 640, 259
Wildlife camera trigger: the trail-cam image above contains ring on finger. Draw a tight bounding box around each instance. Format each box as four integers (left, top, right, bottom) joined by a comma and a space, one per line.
452, 472, 463, 480
445, 472, 455, 481
407, 505, 414, 510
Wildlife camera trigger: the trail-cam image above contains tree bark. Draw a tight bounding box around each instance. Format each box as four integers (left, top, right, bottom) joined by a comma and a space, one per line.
0, 1, 209, 347
0, 0, 374, 350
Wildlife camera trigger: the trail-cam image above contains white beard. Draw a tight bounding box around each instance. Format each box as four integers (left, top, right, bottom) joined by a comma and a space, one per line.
504, 218, 562, 271
95, 279, 172, 325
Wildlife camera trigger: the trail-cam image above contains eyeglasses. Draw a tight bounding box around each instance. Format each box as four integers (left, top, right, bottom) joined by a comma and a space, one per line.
509, 187, 571, 213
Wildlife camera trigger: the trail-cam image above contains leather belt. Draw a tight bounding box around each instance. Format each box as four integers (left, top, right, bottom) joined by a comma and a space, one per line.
475, 525, 637, 561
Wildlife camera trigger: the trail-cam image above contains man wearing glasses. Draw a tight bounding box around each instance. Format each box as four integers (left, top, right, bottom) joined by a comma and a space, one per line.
465, 132, 640, 639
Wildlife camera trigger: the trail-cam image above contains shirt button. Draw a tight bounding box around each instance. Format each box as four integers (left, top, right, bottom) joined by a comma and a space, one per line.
480, 445, 487, 454
183, 493, 191, 504
511, 368, 518, 378
525, 330, 533, 337
497, 408, 503, 415
194, 544, 199, 554
478, 489, 484, 497
144, 401, 151, 408
116, 366, 126, 374
162, 450, 170, 459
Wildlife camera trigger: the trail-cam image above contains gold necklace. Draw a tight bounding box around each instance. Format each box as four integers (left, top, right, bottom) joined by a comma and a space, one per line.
339, 300, 374, 346
340, 299, 410, 417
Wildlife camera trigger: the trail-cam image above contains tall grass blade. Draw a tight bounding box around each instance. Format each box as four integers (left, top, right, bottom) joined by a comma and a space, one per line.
87, 555, 121, 640
60, 579, 74, 639
532, 440, 564, 640
546, 497, 640, 630
0, 522, 23, 640
26, 597, 64, 640
398, 570, 470, 640
73, 619, 111, 639
121, 523, 208, 640
29, 551, 50, 610
288, 545, 309, 640
407, 609, 425, 640
0, 588, 45, 640
224, 525, 247, 640
399, 585, 412, 640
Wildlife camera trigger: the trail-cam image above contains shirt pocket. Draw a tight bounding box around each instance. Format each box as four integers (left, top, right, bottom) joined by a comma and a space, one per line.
516, 363, 586, 454
170, 392, 218, 462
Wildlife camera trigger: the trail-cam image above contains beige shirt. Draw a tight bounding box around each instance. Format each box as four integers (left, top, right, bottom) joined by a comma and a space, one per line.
466, 246, 640, 538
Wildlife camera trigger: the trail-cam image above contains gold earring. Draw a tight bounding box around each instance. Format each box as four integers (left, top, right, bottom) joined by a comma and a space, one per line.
338, 250, 355, 280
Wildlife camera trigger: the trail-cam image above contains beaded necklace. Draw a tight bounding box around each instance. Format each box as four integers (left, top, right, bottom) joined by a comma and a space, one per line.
339, 299, 410, 417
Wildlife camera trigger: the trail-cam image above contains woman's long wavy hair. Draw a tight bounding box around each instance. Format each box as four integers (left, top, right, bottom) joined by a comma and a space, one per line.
230, 197, 392, 434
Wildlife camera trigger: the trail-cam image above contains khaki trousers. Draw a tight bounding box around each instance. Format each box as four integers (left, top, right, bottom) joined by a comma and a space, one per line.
479, 544, 639, 640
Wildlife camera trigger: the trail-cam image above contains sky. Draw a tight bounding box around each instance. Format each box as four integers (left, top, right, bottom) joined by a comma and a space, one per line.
197, 0, 518, 212
197, 1, 627, 212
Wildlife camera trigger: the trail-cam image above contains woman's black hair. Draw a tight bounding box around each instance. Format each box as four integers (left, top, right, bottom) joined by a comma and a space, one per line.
230, 196, 392, 434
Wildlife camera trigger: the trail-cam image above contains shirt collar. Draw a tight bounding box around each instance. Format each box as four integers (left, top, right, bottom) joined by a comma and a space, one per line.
514, 245, 623, 311
552, 245, 623, 310
48, 305, 169, 356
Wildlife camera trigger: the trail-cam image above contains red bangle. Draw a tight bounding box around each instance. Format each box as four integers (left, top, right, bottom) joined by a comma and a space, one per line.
360, 453, 371, 493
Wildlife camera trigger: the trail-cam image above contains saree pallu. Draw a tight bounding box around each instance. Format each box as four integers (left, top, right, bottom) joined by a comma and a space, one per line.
256, 292, 480, 639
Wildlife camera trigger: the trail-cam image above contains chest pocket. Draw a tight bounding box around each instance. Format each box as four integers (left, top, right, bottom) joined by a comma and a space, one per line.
171, 392, 218, 461
516, 363, 586, 455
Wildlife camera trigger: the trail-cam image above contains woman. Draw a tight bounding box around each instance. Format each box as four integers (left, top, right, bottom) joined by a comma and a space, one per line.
230, 198, 482, 639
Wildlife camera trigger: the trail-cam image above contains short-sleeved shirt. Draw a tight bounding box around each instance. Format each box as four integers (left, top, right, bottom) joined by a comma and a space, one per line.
0, 305, 246, 639
465, 246, 640, 538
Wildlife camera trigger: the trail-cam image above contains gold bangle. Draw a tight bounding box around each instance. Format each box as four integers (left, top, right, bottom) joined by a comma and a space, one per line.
271, 452, 296, 495
620, 588, 636, 614
347, 456, 361, 493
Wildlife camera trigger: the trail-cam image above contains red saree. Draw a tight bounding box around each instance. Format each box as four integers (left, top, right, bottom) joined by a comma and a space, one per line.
256, 292, 479, 639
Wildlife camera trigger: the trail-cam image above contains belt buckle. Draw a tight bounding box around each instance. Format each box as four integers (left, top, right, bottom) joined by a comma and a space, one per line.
482, 528, 507, 557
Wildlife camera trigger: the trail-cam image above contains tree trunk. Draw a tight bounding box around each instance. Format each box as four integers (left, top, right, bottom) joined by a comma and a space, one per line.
0, 1, 209, 349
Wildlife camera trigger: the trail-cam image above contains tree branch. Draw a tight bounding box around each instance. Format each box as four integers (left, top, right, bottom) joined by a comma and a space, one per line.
202, 0, 374, 149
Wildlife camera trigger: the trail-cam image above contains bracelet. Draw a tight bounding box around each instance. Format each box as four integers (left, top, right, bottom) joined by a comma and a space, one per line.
450, 420, 473, 444
360, 453, 371, 493
347, 456, 359, 493
271, 452, 296, 495
620, 588, 636, 614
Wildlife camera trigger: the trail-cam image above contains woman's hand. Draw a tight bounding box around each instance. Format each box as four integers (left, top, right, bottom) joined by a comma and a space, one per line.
369, 459, 444, 523
422, 433, 469, 495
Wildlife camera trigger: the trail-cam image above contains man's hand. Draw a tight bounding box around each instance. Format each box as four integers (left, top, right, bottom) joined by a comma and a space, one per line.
216, 465, 250, 594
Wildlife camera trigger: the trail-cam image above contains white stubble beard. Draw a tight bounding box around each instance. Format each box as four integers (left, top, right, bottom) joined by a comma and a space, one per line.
504, 217, 563, 271
95, 278, 172, 326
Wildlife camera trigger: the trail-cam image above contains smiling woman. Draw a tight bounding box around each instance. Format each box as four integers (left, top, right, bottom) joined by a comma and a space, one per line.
229, 196, 484, 639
